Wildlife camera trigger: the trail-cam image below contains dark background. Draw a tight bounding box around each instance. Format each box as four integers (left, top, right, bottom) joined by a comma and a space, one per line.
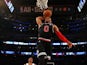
0, 0, 87, 65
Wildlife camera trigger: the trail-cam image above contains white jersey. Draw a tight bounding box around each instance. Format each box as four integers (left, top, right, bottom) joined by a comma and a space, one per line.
25, 63, 36, 65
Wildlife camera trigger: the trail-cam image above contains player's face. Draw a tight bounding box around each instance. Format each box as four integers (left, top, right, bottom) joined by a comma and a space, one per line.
45, 17, 52, 23
28, 57, 33, 63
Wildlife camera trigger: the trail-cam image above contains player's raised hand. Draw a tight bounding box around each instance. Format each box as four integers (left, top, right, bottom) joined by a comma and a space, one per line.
67, 41, 75, 49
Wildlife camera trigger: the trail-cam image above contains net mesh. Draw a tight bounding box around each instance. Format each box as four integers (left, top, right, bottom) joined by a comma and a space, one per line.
36, 0, 48, 10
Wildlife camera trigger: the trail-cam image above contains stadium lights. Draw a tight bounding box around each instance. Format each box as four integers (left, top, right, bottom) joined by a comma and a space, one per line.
77, 0, 86, 12
3, 41, 87, 45
4, 0, 14, 13
1, 50, 86, 56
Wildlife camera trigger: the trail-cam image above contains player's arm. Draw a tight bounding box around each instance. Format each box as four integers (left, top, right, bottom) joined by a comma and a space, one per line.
53, 24, 73, 48
36, 16, 44, 27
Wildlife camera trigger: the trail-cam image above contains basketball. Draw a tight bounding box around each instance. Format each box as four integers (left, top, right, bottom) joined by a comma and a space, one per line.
43, 9, 52, 17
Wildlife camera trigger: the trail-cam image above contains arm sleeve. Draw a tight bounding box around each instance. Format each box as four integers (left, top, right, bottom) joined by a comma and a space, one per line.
55, 30, 69, 43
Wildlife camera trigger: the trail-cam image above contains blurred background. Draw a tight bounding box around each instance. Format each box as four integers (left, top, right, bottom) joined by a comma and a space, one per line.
0, 0, 87, 65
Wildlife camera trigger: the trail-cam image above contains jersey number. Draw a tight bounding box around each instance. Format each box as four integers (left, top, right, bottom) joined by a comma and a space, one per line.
44, 25, 49, 32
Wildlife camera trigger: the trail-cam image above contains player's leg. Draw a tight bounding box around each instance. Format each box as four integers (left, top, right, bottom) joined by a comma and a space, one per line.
45, 42, 52, 60
37, 40, 47, 65
38, 55, 47, 65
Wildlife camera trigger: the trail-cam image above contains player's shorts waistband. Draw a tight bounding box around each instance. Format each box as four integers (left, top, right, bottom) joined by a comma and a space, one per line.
38, 37, 51, 42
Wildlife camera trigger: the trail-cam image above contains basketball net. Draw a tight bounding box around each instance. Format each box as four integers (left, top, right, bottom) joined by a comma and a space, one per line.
36, 0, 48, 10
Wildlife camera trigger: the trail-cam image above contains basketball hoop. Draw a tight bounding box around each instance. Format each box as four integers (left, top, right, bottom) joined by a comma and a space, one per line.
36, 0, 48, 10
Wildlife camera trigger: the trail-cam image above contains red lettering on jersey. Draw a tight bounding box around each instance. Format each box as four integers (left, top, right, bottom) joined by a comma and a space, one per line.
44, 25, 49, 32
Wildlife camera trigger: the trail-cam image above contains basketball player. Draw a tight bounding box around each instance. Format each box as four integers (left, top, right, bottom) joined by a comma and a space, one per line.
24, 57, 36, 65
36, 10, 74, 65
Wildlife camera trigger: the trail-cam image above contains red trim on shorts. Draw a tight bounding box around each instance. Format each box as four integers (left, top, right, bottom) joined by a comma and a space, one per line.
38, 37, 51, 42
